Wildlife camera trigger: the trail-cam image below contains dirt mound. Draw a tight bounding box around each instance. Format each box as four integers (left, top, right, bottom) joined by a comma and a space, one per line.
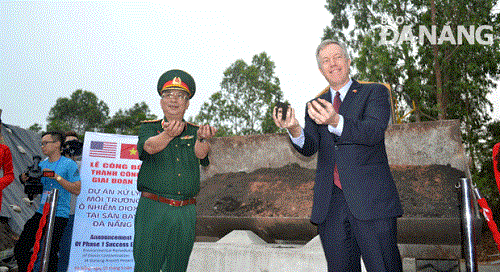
392, 164, 464, 218
197, 163, 464, 219
197, 163, 314, 218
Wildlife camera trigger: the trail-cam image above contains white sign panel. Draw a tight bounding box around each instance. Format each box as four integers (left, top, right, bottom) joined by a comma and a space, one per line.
68, 132, 141, 272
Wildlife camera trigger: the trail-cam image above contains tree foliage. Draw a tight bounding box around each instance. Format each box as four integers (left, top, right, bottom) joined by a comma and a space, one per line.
323, 0, 500, 199
194, 52, 284, 136
104, 102, 157, 135
324, 0, 499, 122
28, 123, 42, 134
46, 89, 109, 134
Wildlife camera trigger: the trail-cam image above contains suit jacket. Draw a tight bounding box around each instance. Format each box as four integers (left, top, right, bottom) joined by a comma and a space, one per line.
292, 79, 403, 224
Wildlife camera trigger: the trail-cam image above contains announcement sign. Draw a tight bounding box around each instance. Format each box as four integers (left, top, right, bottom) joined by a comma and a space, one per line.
68, 132, 141, 272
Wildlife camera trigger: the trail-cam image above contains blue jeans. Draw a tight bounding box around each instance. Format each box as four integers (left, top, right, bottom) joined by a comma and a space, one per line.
57, 214, 75, 271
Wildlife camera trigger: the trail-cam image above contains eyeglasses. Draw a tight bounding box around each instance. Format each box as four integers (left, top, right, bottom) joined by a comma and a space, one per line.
41, 141, 56, 146
161, 91, 189, 101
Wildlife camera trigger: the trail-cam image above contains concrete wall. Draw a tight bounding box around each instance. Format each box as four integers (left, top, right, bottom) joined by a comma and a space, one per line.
202, 119, 468, 179
202, 133, 316, 180
385, 120, 468, 174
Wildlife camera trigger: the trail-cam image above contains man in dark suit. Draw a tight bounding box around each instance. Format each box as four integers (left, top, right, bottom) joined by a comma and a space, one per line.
273, 39, 403, 271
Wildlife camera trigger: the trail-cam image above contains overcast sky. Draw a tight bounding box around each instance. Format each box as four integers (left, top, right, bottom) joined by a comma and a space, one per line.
1, 1, 499, 130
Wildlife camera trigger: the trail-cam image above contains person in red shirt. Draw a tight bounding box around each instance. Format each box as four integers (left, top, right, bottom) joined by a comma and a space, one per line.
0, 117, 14, 212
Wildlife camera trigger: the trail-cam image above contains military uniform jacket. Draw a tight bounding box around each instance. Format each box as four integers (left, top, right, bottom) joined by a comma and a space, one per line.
136, 119, 209, 200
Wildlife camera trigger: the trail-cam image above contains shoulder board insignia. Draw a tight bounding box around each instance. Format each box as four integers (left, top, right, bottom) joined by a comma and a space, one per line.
358, 81, 391, 91
141, 119, 162, 123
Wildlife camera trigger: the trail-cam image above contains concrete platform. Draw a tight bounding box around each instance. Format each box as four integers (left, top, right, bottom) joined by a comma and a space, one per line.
188, 232, 331, 272
187, 230, 499, 272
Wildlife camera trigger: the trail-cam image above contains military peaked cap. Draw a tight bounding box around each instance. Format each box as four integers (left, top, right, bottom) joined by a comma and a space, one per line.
157, 69, 196, 99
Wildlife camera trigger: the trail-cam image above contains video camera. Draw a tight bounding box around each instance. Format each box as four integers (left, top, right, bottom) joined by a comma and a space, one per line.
62, 139, 83, 157
19, 155, 54, 200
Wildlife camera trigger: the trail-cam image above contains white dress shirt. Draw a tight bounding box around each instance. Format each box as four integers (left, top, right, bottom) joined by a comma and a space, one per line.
290, 79, 352, 148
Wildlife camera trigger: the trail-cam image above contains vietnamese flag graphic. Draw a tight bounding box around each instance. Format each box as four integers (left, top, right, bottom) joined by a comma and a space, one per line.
120, 143, 139, 160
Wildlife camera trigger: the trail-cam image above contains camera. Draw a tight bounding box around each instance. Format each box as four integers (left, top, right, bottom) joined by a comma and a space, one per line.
19, 156, 45, 200
62, 139, 83, 157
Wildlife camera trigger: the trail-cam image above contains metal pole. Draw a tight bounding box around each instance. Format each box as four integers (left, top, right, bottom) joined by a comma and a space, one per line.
41, 188, 59, 272
460, 178, 477, 272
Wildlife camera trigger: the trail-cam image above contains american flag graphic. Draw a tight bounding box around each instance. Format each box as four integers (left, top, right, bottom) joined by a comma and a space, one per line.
89, 141, 117, 158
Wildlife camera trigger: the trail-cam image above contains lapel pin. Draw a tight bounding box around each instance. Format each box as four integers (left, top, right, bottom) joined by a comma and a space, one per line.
352, 89, 357, 93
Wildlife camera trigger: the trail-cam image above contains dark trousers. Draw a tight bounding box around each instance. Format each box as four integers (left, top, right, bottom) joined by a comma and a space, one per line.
58, 214, 75, 271
317, 186, 402, 272
14, 212, 68, 272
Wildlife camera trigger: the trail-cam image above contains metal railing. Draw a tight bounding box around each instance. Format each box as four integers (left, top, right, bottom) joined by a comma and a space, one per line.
40, 189, 59, 272
459, 178, 478, 272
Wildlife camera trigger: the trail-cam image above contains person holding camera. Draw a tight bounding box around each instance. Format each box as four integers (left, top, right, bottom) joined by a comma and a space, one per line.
14, 131, 81, 272
273, 39, 403, 271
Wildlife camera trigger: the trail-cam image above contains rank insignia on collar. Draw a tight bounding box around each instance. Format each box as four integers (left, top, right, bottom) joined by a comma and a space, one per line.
180, 135, 194, 140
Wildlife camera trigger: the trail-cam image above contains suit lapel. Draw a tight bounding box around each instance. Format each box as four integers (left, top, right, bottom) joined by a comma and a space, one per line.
321, 88, 332, 102
339, 79, 360, 115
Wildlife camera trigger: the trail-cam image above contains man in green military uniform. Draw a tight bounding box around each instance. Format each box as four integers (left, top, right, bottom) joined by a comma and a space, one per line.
134, 69, 217, 272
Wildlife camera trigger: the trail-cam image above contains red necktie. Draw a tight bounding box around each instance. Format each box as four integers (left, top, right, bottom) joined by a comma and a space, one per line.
333, 91, 342, 189
333, 91, 341, 112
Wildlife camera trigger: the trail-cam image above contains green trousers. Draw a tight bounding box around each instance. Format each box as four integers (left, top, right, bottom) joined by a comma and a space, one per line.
133, 196, 196, 272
